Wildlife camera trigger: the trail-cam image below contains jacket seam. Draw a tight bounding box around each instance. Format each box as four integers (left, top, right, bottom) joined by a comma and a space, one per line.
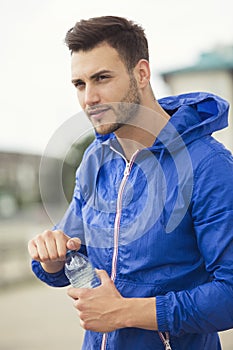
193, 148, 232, 182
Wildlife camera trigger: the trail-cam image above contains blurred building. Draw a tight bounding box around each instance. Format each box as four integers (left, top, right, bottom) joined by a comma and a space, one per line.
0, 151, 75, 219
160, 45, 233, 151
0, 152, 42, 218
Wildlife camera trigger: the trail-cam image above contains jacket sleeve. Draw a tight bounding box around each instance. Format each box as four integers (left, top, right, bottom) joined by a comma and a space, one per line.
156, 149, 233, 336
31, 174, 87, 287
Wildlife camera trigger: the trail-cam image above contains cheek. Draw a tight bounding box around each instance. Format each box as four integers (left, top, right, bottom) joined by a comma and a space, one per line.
104, 83, 127, 102
77, 92, 85, 108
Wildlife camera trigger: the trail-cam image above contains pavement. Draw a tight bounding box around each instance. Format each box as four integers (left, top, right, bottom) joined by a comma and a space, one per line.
0, 282, 84, 350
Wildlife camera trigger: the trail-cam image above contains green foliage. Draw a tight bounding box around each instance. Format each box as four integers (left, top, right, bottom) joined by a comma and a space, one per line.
62, 131, 95, 202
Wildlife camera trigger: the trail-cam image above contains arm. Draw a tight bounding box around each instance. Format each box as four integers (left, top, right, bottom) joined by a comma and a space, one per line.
156, 151, 233, 336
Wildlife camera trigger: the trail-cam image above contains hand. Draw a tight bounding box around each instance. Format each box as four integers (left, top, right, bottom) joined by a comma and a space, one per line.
28, 229, 81, 273
67, 270, 127, 333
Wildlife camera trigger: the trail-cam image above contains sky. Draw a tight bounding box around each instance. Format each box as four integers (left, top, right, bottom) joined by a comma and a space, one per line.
1, 0, 233, 155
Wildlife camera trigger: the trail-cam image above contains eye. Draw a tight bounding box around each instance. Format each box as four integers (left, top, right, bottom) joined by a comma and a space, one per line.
96, 75, 110, 82
73, 80, 85, 89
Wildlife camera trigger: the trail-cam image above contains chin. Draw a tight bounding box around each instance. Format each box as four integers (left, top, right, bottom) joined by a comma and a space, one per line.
95, 123, 121, 135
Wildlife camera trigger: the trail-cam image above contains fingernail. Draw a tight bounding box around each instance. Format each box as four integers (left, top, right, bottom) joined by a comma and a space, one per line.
69, 240, 75, 249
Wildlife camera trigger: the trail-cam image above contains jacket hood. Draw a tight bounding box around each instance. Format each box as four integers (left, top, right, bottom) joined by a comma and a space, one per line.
154, 92, 229, 151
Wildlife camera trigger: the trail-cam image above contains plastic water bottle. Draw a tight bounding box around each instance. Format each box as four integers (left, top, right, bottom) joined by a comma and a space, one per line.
64, 250, 100, 288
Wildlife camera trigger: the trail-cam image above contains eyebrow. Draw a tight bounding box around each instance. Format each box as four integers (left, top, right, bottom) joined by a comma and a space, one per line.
71, 69, 114, 84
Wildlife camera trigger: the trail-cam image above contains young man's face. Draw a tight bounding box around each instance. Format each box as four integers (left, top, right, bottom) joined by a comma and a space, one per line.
71, 43, 141, 135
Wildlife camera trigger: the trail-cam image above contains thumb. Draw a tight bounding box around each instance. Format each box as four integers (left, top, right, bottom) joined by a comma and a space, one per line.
66, 237, 81, 251
96, 269, 111, 285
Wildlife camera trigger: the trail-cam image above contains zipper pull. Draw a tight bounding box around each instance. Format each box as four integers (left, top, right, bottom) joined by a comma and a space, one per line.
164, 340, 172, 350
124, 162, 130, 176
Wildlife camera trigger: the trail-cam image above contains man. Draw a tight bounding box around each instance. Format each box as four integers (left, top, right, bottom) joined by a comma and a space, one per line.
28, 16, 233, 350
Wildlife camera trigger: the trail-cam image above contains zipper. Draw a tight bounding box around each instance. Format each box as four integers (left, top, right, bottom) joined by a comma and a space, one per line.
110, 159, 132, 281
100, 149, 139, 350
100, 333, 107, 350
159, 332, 172, 350
109, 148, 139, 282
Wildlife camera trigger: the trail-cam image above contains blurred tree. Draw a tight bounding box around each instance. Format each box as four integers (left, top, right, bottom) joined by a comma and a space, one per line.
62, 131, 95, 202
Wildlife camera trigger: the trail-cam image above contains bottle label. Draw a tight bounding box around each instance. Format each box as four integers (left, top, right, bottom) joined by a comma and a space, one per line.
65, 251, 100, 288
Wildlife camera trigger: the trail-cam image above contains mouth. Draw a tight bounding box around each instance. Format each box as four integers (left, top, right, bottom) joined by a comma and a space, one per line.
87, 106, 111, 120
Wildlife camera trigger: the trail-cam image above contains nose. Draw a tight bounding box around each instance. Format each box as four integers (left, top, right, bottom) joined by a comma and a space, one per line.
84, 84, 101, 107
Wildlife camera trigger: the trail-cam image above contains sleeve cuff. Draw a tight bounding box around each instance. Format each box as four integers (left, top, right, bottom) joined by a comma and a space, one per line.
31, 260, 70, 287
156, 295, 170, 332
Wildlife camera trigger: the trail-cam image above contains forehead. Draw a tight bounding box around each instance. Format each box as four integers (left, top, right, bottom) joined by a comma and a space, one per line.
71, 43, 126, 79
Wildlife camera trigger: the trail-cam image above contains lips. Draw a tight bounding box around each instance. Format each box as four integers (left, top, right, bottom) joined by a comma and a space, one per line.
88, 107, 111, 120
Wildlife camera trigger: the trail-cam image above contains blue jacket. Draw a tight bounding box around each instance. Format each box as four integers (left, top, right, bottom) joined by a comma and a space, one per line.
32, 92, 233, 350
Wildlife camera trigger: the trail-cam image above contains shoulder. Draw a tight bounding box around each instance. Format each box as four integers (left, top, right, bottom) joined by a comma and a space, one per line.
189, 136, 233, 216
187, 135, 233, 176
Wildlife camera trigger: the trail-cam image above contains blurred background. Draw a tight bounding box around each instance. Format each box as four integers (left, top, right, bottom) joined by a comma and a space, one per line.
0, 0, 232, 349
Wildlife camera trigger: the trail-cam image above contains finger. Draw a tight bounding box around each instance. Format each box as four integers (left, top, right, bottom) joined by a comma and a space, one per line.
34, 235, 50, 262
66, 237, 81, 251
43, 230, 68, 261
54, 232, 70, 260
44, 237, 59, 260
67, 286, 90, 299
67, 287, 82, 299
28, 239, 40, 260
40, 230, 62, 261
95, 270, 110, 285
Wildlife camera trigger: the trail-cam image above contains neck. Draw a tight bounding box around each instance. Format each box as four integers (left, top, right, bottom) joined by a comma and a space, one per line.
114, 99, 170, 161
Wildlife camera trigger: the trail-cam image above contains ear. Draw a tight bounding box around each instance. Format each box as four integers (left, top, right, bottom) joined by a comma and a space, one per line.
134, 59, 151, 88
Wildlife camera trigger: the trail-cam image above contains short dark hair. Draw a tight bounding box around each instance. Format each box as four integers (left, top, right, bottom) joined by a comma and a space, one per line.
65, 16, 149, 71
